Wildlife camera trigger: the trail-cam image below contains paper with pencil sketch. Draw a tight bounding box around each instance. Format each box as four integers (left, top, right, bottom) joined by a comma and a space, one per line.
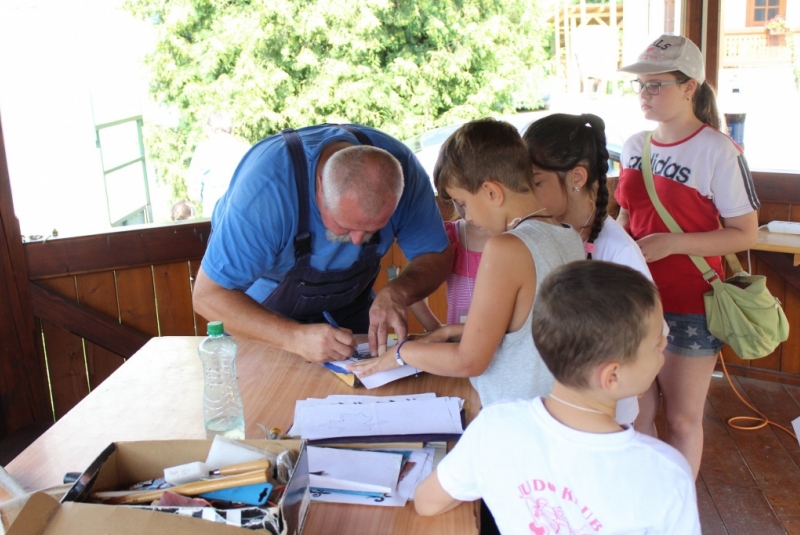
324, 341, 420, 389
295, 396, 464, 441
307, 446, 404, 494
288, 393, 439, 437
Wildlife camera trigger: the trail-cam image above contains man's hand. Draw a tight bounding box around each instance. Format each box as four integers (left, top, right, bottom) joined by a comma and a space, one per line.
346, 346, 398, 378
293, 324, 357, 363
368, 286, 408, 356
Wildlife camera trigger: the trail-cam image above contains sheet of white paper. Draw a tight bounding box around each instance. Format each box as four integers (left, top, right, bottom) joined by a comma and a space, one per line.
289, 393, 441, 436
324, 341, 421, 389
307, 446, 403, 494
297, 397, 463, 440
310, 448, 432, 507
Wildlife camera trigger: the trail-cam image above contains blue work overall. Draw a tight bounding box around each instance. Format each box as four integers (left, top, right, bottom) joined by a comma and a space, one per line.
260, 126, 383, 333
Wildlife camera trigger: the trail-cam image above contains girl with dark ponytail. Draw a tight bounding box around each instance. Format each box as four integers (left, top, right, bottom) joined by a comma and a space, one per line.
523, 113, 652, 427
523, 113, 650, 271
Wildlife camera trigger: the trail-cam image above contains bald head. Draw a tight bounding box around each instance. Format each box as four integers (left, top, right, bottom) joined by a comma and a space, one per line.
321, 145, 404, 219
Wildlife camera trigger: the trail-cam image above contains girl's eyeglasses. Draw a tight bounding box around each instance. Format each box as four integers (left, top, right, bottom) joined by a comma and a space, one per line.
631, 79, 689, 96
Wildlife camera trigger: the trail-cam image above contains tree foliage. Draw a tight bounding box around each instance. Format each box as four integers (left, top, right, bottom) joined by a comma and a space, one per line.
125, 0, 552, 195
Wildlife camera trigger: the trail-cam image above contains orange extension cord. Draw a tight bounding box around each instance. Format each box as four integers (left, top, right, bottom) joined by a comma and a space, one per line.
718, 352, 797, 440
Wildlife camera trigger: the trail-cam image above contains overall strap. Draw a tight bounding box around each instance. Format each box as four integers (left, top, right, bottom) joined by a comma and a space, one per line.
337, 124, 374, 146
280, 128, 312, 260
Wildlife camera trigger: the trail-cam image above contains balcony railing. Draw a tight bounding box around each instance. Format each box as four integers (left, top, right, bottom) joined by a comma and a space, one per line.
722, 28, 796, 68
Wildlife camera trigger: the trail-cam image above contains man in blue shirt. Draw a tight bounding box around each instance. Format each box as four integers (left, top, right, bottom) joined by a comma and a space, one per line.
193, 124, 452, 363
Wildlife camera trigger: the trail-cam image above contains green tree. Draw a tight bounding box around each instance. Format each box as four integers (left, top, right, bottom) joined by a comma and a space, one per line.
125, 0, 551, 196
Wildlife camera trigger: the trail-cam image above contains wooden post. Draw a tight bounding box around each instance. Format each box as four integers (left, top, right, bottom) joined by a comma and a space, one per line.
0, 113, 51, 439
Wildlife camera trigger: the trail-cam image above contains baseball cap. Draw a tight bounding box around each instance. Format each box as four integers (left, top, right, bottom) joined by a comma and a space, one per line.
618, 34, 705, 85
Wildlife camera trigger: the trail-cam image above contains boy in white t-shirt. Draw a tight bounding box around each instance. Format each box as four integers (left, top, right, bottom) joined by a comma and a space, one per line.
414, 260, 700, 535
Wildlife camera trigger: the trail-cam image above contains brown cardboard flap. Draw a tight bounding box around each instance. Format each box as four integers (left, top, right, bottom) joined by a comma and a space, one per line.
6, 493, 59, 535
9, 493, 258, 535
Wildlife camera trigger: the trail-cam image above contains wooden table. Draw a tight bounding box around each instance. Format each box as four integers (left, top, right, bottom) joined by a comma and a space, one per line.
5, 337, 480, 534
754, 227, 800, 266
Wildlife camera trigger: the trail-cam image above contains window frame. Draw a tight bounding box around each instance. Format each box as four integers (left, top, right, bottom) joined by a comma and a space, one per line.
746, 0, 786, 27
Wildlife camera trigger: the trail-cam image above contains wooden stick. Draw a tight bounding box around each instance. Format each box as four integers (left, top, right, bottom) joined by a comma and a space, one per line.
98, 467, 270, 505
212, 460, 271, 476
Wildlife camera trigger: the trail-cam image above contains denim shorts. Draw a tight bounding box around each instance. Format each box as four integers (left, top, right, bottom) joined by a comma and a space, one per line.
664, 313, 723, 358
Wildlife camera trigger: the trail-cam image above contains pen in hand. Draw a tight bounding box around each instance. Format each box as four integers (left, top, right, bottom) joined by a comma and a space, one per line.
322, 311, 359, 359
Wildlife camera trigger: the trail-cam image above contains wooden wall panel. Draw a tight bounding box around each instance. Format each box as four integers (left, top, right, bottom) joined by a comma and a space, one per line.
24, 221, 211, 280
389, 245, 448, 334
758, 202, 790, 226
115, 266, 159, 337
39, 276, 89, 419
750, 257, 783, 371
75, 271, 124, 388
153, 261, 196, 336
782, 284, 800, 375
0, 114, 50, 438
189, 260, 207, 336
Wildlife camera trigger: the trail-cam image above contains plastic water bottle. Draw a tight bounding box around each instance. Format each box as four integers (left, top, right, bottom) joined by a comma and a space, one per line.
198, 321, 245, 439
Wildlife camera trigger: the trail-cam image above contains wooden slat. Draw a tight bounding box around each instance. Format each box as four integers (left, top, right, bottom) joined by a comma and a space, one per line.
189, 259, 207, 336
24, 220, 211, 280
153, 261, 197, 335
705, 375, 800, 531
695, 475, 728, 535
30, 281, 149, 359
75, 271, 125, 388
782, 284, 800, 375
758, 202, 791, 226
115, 265, 159, 337
700, 388, 785, 534
0, 115, 50, 437
750, 256, 783, 372
388, 244, 448, 334
735, 377, 800, 469
753, 171, 800, 205
38, 277, 89, 419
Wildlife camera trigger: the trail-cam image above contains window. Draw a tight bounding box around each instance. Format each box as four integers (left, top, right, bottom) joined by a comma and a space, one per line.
747, 0, 785, 26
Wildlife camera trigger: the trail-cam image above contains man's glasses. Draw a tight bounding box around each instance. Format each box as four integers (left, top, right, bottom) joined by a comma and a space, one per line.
630, 79, 688, 96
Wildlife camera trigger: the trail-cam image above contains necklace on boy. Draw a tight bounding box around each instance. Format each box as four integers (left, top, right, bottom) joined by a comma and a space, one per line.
507, 207, 550, 229
548, 394, 606, 415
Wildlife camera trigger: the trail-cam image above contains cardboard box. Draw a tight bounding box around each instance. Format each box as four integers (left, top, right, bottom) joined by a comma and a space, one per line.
7, 440, 309, 535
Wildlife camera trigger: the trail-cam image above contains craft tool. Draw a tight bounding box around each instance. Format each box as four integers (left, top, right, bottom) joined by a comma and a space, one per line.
97, 467, 270, 505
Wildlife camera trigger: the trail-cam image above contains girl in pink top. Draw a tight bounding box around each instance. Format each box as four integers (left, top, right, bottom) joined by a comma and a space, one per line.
410, 204, 491, 330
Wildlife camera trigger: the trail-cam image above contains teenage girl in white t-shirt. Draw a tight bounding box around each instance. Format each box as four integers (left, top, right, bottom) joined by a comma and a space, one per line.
523, 112, 653, 426
615, 35, 759, 478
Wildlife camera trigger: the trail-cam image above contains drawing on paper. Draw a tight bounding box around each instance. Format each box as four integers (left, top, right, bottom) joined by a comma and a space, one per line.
317, 411, 388, 433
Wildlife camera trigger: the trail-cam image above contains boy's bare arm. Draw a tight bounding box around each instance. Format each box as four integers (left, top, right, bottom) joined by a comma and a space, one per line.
414, 470, 462, 516
348, 234, 531, 378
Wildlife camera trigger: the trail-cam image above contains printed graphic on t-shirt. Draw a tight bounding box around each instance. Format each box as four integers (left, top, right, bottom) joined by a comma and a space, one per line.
518, 479, 599, 534
626, 152, 692, 183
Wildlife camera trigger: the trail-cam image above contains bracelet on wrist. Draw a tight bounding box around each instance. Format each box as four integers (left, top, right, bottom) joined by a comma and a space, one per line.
395, 339, 409, 367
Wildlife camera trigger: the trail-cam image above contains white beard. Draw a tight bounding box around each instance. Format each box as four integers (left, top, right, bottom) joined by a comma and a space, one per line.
325, 230, 375, 244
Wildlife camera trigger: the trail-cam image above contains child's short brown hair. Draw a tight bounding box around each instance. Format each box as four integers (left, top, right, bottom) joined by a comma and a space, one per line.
433, 118, 533, 201
532, 260, 660, 388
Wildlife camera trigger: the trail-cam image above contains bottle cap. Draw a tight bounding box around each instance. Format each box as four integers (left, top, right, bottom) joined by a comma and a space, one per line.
207, 321, 224, 336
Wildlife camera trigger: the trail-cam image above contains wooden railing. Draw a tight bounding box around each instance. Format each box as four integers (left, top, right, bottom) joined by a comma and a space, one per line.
20, 174, 800, 426
722, 28, 796, 68
22, 219, 448, 421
